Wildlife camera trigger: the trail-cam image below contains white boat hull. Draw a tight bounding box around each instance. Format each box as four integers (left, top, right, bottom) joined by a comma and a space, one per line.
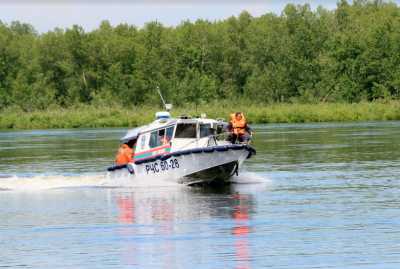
108, 146, 253, 186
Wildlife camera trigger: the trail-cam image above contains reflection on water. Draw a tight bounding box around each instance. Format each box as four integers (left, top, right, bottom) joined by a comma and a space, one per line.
232, 193, 251, 269
117, 195, 134, 224
112, 187, 256, 269
1, 122, 400, 268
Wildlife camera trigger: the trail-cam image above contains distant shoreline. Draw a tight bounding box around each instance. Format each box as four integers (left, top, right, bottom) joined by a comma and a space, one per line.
1, 101, 399, 130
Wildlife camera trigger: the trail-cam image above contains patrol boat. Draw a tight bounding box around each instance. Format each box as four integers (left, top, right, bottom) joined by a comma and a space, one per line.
107, 110, 256, 186
108, 85, 255, 186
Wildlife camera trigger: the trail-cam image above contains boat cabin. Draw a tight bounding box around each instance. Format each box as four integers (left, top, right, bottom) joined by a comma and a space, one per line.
120, 112, 226, 162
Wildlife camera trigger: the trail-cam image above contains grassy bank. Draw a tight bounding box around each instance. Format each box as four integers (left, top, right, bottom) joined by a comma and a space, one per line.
1, 101, 400, 130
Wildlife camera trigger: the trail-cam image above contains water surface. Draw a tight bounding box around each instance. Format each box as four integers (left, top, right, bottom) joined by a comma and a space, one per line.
1, 122, 400, 268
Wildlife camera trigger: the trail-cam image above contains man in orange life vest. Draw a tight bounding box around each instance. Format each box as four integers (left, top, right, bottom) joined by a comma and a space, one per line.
115, 140, 135, 165
228, 112, 252, 144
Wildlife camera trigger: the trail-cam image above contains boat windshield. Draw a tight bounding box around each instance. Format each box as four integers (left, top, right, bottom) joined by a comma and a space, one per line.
175, 123, 197, 138
200, 124, 213, 138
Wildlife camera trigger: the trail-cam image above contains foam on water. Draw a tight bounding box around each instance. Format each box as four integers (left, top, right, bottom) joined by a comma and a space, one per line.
0, 174, 105, 191
228, 172, 272, 193
0, 171, 269, 191
0, 172, 183, 191
102, 172, 182, 188
231, 170, 271, 184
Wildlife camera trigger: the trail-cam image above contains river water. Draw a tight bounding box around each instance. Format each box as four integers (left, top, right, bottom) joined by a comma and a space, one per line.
1, 122, 400, 268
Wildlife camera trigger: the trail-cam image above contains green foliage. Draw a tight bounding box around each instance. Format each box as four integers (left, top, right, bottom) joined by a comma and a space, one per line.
1, 101, 400, 129
1, 1, 400, 113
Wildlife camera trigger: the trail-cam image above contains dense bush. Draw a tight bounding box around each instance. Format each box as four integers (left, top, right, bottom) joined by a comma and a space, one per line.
1, 0, 400, 112
1, 101, 400, 129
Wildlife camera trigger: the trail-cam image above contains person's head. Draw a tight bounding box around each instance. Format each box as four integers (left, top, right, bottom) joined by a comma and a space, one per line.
235, 112, 242, 120
126, 139, 136, 148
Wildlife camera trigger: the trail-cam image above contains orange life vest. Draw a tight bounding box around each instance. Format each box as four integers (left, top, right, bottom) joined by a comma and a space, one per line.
115, 144, 133, 165
230, 113, 247, 136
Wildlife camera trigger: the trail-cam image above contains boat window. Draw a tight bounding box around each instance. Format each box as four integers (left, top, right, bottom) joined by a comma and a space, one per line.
200, 124, 213, 138
149, 131, 158, 148
149, 129, 167, 148
175, 123, 197, 138
166, 126, 174, 141
139, 135, 146, 150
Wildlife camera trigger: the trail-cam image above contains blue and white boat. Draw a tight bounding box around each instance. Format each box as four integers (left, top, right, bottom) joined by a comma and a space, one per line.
107, 107, 255, 185
107, 87, 256, 185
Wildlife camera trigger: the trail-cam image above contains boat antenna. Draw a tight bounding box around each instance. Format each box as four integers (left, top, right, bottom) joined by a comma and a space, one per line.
156, 86, 172, 111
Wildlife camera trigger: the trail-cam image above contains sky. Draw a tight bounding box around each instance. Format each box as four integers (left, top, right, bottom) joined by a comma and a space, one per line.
0, 0, 396, 33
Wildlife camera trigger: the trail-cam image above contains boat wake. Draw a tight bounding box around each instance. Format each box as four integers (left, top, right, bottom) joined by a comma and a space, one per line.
231, 171, 270, 184
0, 173, 181, 192
0, 170, 269, 192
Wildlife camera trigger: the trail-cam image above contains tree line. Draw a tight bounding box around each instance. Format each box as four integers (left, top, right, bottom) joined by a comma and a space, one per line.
1, 0, 400, 112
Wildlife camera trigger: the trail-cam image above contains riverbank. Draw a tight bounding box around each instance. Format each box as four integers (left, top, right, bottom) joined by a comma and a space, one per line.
1, 101, 399, 130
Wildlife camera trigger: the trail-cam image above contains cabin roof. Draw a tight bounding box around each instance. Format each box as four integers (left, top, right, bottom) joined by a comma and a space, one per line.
120, 116, 222, 142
